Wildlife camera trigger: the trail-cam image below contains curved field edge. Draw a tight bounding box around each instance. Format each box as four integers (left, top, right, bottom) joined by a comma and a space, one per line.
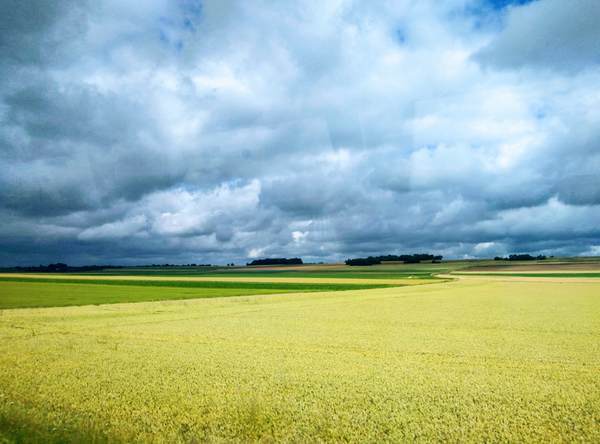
0, 277, 443, 310
0, 277, 449, 309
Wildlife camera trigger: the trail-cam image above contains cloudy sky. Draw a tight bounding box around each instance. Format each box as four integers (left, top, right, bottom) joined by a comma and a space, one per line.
1, 0, 599, 265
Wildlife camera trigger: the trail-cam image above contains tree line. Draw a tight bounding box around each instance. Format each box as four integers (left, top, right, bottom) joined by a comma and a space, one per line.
247, 258, 303, 266
0, 263, 218, 273
493, 254, 547, 261
345, 254, 443, 266
1, 263, 122, 273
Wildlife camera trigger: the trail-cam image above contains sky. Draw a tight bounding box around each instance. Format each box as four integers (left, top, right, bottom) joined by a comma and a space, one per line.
1, 0, 600, 265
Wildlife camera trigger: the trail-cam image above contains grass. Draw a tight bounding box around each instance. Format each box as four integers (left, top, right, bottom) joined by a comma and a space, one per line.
0, 281, 293, 309
0, 279, 397, 310
0, 276, 399, 291
0, 278, 598, 442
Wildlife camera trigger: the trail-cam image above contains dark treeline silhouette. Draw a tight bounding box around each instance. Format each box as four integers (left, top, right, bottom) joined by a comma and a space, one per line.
1, 263, 122, 273
247, 258, 303, 266
345, 254, 443, 266
494, 254, 547, 261
0, 263, 216, 273
145, 264, 212, 267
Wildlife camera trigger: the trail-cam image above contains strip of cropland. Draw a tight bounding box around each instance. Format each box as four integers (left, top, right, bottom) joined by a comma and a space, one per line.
76, 269, 444, 280
0, 273, 436, 286
0, 277, 598, 442
455, 272, 600, 278
67, 262, 458, 279
0, 275, 407, 309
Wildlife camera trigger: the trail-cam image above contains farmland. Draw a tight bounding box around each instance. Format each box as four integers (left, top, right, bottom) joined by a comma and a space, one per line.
0, 261, 599, 442
0, 276, 409, 310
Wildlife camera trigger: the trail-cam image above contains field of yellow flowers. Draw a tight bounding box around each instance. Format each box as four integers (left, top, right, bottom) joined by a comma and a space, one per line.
1, 278, 599, 442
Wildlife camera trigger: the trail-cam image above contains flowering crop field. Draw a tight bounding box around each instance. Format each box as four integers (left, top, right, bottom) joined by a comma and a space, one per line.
0, 277, 599, 442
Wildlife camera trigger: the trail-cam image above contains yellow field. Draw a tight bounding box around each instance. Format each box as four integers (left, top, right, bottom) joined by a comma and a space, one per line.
1, 277, 599, 442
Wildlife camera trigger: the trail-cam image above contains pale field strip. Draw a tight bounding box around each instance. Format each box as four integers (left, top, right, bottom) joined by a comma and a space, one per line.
438, 273, 600, 283
462, 262, 600, 272
0, 273, 433, 286
457, 270, 600, 274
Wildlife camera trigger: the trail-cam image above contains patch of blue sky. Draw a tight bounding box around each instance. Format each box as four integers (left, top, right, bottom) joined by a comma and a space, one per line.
158, 2, 202, 52
486, 0, 534, 10
180, 0, 202, 31
463, 0, 534, 30
395, 28, 407, 45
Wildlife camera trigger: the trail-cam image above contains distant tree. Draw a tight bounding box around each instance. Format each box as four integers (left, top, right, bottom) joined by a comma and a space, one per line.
507, 254, 547, 261
345, 253, 443, 266
47, 263, 68, 272
247, 258, 303, 266
345, 257, 380, 266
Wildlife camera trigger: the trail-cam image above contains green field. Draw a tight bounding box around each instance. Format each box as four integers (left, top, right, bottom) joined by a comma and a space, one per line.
0, 281, 306, 310
0, 278, 398, 309
0, 269, 599, 442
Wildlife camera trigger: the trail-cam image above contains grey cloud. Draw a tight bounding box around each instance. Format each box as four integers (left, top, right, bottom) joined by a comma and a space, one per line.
260, 173, 363, 217
476, 0, 600, 72
1, 0, 600, 265
556, 174, 600, 206
0, 0, 87, 66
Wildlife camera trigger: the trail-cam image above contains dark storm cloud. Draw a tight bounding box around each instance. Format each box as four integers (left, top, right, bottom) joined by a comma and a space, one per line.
0, 81, 185, 216
556, 175, 600, 206
1, 0, 600, 265
0, 0, 87, 66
